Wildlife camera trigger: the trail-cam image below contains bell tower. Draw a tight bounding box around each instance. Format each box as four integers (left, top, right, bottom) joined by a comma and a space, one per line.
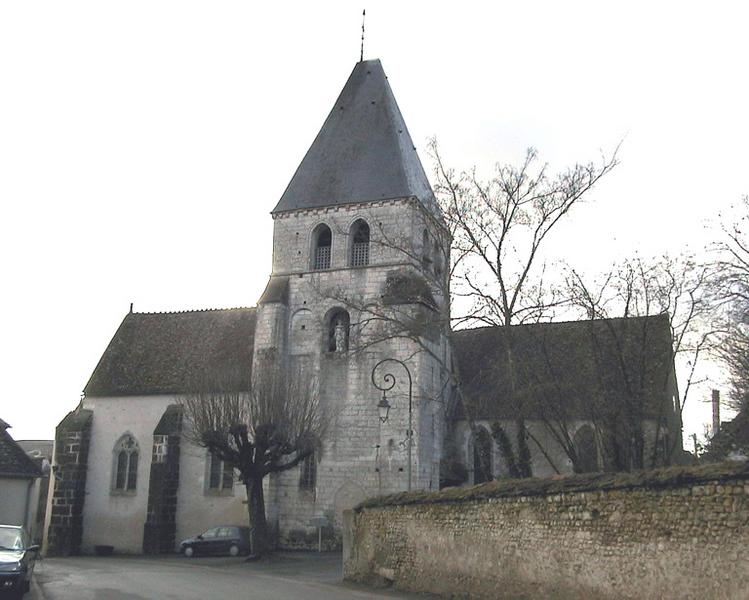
254, 59, 450, 543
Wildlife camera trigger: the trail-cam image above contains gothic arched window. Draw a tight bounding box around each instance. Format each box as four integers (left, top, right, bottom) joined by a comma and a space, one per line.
112, 434, 139, 493
311, 224, 332, 271
573, 424, 599, 473
473, 427, 492, 484
326, 309, 350, 353
350, 219, 370, 267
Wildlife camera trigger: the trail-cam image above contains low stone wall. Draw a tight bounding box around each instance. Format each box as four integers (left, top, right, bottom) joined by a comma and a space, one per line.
343, 462, 749, 600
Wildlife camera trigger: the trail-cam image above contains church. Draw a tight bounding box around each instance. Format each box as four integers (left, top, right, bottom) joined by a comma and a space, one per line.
44, 59, 682, 556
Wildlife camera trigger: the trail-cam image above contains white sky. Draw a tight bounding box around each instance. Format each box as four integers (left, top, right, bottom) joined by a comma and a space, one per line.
1, 1, 747, 444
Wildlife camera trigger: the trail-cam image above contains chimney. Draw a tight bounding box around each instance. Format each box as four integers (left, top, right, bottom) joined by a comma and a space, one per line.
712, 389, 721, 437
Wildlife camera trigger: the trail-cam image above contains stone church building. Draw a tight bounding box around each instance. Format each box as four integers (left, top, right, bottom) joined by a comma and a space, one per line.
44, 59, 682, 556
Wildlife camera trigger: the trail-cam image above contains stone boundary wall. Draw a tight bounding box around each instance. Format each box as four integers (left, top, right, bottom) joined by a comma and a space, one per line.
343, 462, 749, 600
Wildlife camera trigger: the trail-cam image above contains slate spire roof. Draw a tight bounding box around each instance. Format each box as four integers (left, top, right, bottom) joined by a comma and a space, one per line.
273, 59, 437, 215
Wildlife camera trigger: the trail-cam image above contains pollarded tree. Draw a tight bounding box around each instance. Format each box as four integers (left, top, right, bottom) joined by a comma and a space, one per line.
181, 353, 328, 557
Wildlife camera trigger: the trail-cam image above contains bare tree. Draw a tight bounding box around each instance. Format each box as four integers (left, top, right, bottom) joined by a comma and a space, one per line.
565, 254, 714, 470
310, 141, 618, 481
432, 139, 619, 477
708, 195, 749, 413
181, 354, 329, 557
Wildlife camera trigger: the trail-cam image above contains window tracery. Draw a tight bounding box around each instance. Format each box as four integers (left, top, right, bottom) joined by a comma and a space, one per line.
112, 434, 139, 493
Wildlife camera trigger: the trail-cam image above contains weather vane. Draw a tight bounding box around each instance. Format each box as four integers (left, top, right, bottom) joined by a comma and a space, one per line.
360, 9, 366, 62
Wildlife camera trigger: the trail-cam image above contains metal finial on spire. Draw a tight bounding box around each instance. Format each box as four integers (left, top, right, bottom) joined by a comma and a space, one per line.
360, 9, 366, 62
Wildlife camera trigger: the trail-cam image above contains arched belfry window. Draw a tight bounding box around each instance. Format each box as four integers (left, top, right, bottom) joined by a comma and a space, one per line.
350, 219, 370, 267
112, 434, 139, 493
326, 309, 350, 353
312, 224, 332, 271
473, 427, 492, 484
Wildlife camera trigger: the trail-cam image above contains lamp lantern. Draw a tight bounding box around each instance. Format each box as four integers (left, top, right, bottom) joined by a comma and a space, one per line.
377, 393, 391, 423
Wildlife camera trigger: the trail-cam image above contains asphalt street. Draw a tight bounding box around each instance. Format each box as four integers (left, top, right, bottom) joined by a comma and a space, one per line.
28, 552, 435, 600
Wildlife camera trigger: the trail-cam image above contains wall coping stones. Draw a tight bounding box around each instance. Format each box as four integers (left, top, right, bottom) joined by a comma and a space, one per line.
356, 460, 749, 510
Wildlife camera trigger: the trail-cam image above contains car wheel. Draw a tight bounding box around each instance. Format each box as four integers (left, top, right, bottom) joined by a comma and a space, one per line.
229, 544, 240, 557
184, 546, 195, 558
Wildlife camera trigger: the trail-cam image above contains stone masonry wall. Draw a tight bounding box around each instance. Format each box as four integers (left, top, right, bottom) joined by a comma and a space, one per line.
259, 198, 450, 548
46, 408, 93, 556
343, 462, 749, 600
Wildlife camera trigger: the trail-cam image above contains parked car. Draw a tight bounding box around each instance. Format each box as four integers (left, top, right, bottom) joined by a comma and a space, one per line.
0, 525, 39, 599
179, 526, 251, 557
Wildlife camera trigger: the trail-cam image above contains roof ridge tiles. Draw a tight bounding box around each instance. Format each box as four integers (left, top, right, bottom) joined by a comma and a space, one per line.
452, 313, 670, 335
132, 306, 256, 315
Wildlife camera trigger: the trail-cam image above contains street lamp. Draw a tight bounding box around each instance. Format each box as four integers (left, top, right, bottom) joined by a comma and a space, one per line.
371, 358, 413, 491
376, 393, 391, 423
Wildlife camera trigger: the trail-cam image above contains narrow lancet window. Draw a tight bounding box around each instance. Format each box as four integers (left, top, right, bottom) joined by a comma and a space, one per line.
299, 451, 316, 491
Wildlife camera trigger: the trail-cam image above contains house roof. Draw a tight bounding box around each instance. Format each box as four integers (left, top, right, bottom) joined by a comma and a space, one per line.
705, 408, 749, 460
0, 422, 42, 478
258, 276, 290, 305
452, 314, 675, 421
16, 440, 54, 462
84, 308, 257, 397
272, 59, 437, 216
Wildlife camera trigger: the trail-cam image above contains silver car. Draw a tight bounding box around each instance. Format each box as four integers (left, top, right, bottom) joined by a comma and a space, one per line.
0, 525, 39, 599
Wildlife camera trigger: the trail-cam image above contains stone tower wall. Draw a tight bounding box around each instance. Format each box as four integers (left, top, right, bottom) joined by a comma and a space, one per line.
257, 198, 450, 546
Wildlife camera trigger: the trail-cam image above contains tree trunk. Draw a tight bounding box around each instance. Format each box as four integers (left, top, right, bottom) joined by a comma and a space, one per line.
504, 330, 533, 478
245, 475, 269, 557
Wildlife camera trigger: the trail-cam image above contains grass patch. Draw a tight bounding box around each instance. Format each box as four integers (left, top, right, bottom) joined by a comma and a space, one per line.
355, 461, 749, 511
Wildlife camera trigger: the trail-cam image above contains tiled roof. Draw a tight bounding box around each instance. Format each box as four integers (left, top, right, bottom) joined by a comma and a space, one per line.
258, 276, 290, 305
452, 314, 675, 421
16, 440, 54, 462
0, 422, 42, 478
382, 269, 437, 309
84, 307, 257, 396
273, 59, 437, 215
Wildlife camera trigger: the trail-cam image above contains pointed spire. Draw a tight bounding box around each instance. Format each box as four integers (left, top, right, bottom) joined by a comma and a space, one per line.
273, 59, 436, 215
360, 10, 366, 62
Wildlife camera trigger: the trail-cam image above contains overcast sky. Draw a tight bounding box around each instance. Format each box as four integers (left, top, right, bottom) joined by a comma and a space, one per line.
1, 1, 747, 442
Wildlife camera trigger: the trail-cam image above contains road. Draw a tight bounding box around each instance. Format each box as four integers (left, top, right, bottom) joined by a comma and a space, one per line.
29, 552, 434, 600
